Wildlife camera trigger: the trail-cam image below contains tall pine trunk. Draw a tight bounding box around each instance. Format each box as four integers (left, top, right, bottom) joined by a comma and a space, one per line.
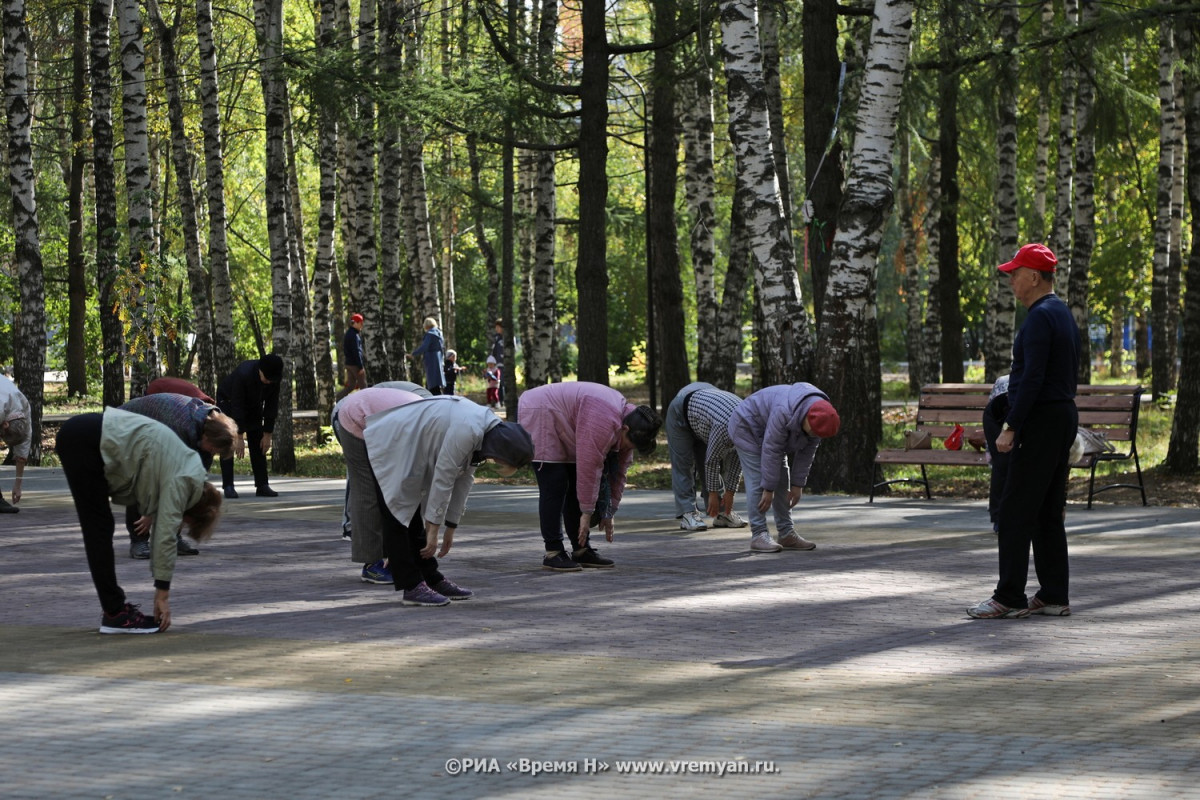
649, 0, 690, 406
66, 5, 88, 398
935, 1, 963, 383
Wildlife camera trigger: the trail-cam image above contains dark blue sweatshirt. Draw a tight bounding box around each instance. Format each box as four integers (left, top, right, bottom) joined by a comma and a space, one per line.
1005, 293, 1079, 432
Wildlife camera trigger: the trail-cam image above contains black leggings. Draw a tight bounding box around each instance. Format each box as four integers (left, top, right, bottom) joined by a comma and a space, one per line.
534, 462, 583, 552
373, 483, 444, 592
57, 414, 127, 615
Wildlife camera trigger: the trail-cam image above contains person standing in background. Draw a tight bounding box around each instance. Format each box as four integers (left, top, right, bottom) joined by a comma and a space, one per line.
411, 317, 447, 395
217, 354, 284, 499
336, 314, 367, 403
0, 373, 31, 513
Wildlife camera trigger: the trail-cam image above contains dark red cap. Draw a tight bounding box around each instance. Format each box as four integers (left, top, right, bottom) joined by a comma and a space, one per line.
805, 400, 840, 438
998, 243, 1057, 273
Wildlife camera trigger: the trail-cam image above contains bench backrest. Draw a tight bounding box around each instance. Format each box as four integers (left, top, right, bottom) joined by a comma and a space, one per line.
911, 383, 1142, 444
913, 384, 991, 439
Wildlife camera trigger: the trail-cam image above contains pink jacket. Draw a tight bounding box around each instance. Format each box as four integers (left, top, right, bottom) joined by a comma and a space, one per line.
336, 388, 423, 439
518, 382, 636, 513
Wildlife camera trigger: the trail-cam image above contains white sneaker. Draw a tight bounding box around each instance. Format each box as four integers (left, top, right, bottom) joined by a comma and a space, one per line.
713, 511, 746, 528
778, 532, 817, 551
749, 533, 782, 553
678, 511, 707, 532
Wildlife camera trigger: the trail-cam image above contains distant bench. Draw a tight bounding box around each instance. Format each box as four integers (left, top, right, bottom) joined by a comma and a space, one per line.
871, 383, 1147, 509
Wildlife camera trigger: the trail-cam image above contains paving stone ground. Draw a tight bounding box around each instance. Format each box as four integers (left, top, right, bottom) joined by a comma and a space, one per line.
1, 465, 1198, 799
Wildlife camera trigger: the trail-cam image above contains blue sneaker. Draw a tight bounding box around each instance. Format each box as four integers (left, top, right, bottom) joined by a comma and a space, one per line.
361, 560, 394, 584
432, 578, 474, 600
400, 581, 451, 607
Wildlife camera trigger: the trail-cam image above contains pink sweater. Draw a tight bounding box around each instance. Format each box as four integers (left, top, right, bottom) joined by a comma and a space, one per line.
519, 382, 636, 513
337, 388, 423, 439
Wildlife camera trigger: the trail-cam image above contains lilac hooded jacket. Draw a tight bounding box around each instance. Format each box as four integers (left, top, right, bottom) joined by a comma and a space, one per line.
727, 382, 830, 492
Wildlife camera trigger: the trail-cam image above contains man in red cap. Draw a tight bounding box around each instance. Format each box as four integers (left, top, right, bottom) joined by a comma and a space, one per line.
967, 243, 1079, 619
337, 313, 367, 402
726, 383, 841, 553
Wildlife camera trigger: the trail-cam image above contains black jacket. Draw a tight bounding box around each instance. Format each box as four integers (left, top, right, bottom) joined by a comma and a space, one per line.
217, 359, 280, 434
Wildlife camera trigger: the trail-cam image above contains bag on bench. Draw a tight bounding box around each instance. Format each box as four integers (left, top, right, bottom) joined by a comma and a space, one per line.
904, 429, 932, 450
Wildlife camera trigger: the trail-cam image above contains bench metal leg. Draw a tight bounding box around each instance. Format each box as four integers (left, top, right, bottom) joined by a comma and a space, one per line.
921, 464, 931, 500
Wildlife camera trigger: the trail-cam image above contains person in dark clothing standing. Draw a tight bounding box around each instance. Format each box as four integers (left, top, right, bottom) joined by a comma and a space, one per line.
337, 314, 367, 402
491, 319, 506, 405
217, 353, 284, 499
968, 243, 1079, 619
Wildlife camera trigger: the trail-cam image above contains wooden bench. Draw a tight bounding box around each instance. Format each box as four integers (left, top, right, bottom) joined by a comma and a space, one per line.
871, 383, 1147, 509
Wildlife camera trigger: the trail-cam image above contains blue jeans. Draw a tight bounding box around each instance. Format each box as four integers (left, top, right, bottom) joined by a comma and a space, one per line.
737, 445, 794, 538
665, 383, 709, 517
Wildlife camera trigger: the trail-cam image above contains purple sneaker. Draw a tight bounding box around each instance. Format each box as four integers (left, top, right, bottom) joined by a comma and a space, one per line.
432, 579, 474, 600
400, 581, 451, 607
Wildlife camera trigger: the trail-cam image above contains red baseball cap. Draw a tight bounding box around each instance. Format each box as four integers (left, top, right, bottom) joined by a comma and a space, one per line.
805, 399, 840, 438
351, 313, 364, 323
998, 243, 1057, 273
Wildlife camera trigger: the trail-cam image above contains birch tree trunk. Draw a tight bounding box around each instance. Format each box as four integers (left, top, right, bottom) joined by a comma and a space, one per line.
3, 0, 45, 461
196, 0, 236, 382
90, 0, 125, 407
67, 5, 89, 398
1163, 7, 1199, 474
1049, 0, 1078, 268
649, 0, 690, 406
719, 0, 813, 386
813, 0, 913, 493
1068, 0, 1099, 384
117, 0, 158, 395
311, 0, 339, 416
1032, 0, 1053, 242
985, 0, 1018, 382
255, 0, 294, 471
376, 0, 405, 383
1167, 56, 1185, 390
401, 0, 442, 329
354, 0, 389, 379
285, 97, 319, 407
1152, 17, 1183, 400
680, 48, 719, 385
148, 0, 215, 393
524, 0, 560, 388
759, 0, 792, 232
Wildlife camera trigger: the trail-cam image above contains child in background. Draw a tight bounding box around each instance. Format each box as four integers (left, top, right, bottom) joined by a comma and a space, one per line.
485, 356, 501, 409
443, 349, 465, 396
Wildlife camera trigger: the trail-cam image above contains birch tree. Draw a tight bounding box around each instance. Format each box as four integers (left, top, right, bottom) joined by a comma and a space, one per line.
984, 0, 1018, 382
813, 0, 913, 492
524, 0, 560, 388
196, 0, 236, 382
681, 47, 720, 386
148, 0, 216, 393
3, 0, 45, 460
117, 0, 158, 395
311, 0, 340, 418
1151, 16, 1183, 400
377, 0, 406, 383
1067, 0, 1099, 384
1049, 0, 1078, 270
255, 0, 294, 471
66, 5, 88, 397
90, 0, 124, 406
353, 0, 388, 378
1164, 6, 1199, 474
719, 0, 813, 385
